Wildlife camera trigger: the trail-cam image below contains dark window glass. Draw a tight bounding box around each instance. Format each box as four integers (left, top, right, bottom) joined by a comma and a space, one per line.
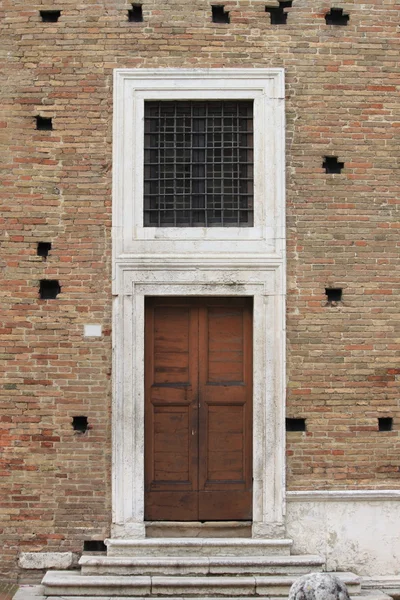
143, 101, 254, 227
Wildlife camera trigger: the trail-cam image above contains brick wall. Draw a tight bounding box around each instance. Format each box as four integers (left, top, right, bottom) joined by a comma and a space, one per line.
1, 0, 399, 582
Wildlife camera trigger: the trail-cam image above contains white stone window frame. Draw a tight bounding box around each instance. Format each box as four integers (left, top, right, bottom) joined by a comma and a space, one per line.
112, 69, 285, 259
112, 69, 286, 539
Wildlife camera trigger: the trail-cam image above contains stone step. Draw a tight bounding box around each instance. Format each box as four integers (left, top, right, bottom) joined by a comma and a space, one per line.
146, 521, 252, 538
105, 537, 293, 557
14, 588, 395, 600
42, 571, 361, 597
363, 577, 400, 597
44, 597, 393, 600
79, 554, 324, 576
357, 593, 394, 600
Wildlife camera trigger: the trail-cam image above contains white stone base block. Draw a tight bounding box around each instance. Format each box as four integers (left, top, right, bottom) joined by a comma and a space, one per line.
19, 552, 77, 570
286, 491, 400, 576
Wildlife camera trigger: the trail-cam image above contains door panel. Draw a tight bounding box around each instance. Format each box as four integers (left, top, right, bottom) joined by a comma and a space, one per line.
145, 297, 252, 521
153, 305, 192, 384
145, 301, 199, 519
206, 306, 245, 383
198, 301, 252, 520
205, 404, 246, 480
153, 406, 191, 482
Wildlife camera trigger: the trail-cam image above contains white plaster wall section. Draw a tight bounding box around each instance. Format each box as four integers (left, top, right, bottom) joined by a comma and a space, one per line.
286, 492, 400, 575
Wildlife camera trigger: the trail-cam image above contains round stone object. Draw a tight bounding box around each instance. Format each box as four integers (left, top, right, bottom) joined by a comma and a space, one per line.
289, 574, 351, 600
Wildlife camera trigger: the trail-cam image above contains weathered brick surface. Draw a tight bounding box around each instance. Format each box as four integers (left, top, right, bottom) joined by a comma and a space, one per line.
0, 0, 399, 582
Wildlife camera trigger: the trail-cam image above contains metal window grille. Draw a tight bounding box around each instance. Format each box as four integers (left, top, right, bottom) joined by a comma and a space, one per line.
143, 101, 254, 227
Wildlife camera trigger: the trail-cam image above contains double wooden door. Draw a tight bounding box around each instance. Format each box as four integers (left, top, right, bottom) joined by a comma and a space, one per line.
145, 297, 253, 521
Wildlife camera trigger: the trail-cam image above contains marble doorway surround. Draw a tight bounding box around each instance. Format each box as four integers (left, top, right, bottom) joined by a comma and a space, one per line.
111, 68, 286, 539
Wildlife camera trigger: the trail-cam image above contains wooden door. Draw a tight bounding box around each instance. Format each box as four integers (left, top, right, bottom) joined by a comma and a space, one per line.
145, 297, 252, 521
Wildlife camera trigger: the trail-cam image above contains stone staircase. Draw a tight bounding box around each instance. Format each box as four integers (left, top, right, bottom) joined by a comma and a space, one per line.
41, 536, 368, 599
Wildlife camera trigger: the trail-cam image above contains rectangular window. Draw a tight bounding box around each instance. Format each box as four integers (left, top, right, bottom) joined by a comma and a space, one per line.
143, 101, 254, 227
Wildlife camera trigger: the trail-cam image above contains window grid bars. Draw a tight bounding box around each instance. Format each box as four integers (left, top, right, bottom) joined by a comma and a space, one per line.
143, 101, 254, 227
